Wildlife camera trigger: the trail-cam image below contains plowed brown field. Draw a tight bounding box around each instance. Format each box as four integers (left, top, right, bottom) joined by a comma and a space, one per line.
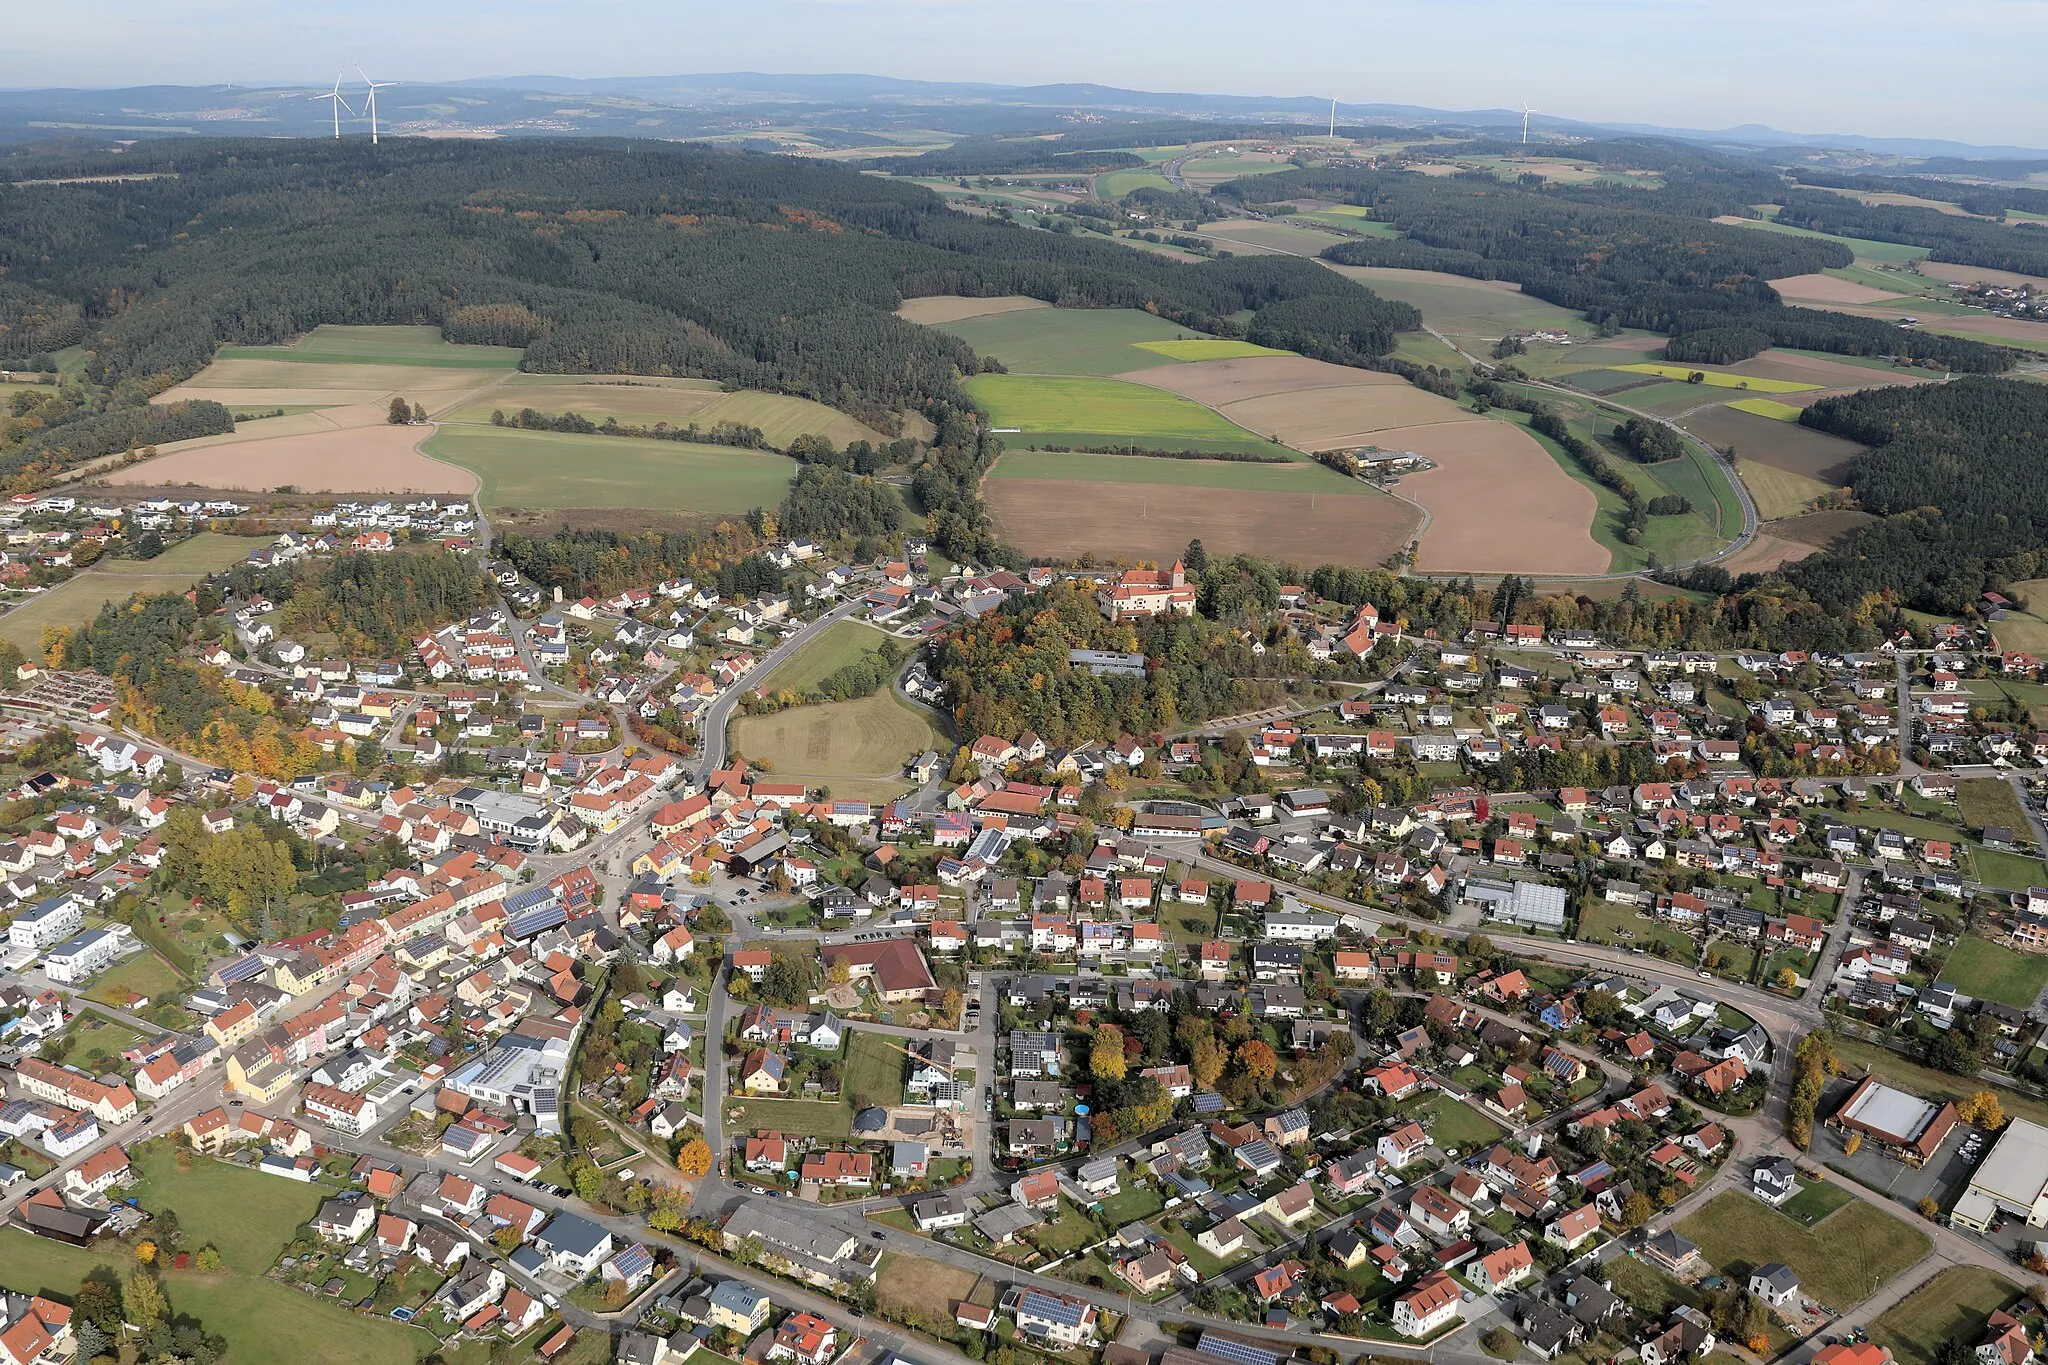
1389, 422, 1606, 574
896, 295, 1050, 325
101, 425, 474, 494
984, 478, 1419, 569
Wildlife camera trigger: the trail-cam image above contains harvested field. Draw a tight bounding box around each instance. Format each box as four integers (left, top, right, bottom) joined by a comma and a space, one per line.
1716, 530, 1824, 577
443, 380, 887, 448
985, 476, 1418, 569
896, 294, 1050, 325
1770, 509, 1876, 547
1122, 354, 1406, 406
989, 449, 1365, 493
1194, 219, 1343, 254
1736, 460, 1834, 520
1770, 273, 1909, 305
1322, 264, 1586, 341
875, 1252, 981, 1325
1727, 349, 1929, 388
934, 307, 1194, 376
1392, 421, 1605, 574
102, 424, 473, 494
1215, 392, 1472, 451
728, 690, 945, 800
963, 374, 1288, 455
1684, 406, 1865, 483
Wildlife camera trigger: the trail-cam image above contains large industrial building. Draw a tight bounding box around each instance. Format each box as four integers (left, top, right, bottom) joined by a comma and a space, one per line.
1828, 1076, 1959, 1165
1951, 1117, 2048, 1231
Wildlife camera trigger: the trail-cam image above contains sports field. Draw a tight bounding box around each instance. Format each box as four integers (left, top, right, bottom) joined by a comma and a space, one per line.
421, 425, 797, 513
0, 534, 269, 652
1870, 1268, 2023, 1365
1613, 363, 1820, 393
1726, 397, 1806, 421
728, 690, 945, 801
1673, 1191, 1929, 1310
963, 374, 1294, 456
754, 620, 894, 695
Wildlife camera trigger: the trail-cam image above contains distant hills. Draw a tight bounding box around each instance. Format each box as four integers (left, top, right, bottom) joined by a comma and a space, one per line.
0, 70, 2040, 160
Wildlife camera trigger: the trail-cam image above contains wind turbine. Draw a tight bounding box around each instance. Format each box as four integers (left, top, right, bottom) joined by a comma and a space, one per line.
356, 66, 398, 144
1329, 97, 1337, 139
310, 71, 355, 140
1520, 102, 1540, 147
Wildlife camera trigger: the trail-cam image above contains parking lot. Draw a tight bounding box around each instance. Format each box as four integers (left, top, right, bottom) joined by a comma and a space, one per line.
1807, 1098, 2033, 1263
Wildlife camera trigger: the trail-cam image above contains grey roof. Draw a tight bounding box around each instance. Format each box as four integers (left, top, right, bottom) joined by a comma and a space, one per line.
1752, 1263, 1799, 1293
537, 1211, 611, 1258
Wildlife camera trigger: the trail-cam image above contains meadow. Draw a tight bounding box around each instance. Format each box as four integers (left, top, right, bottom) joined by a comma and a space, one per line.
421, 425, 797, 513
728, 689, 946, 801
1673, 1191, 1929, 1310
753, 620, 894, 695
1737, 460, 1834, 521
0, 534, 269, 652
1870, 1269, 2023, 1365
933, 307, 1200, 375
215, 323, 521, 368
1939, 935, 2048, 1009
1715, 216, 1935, 264
988, 448, 1368, 492
963, 373, 1296, 456
1322, 264, 1589, 343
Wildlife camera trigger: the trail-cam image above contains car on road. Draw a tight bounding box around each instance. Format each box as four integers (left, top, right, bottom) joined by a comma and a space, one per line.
872, 1230, 887, 1241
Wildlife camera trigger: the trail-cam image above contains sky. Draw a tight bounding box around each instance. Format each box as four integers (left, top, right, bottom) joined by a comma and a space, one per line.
8, 0, 2045, 148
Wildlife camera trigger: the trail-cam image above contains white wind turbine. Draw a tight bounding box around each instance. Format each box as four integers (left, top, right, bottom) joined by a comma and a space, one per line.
310, 71, 355, 140
356, 66, 399, 144
1520, 102, 1541, 147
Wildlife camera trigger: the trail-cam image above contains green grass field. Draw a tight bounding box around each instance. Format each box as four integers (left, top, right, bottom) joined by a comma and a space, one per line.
1407, 1094, 1504, 1151
726, 1097, 854, 1140
442, 374, 888, 447
1721, 217, 1934, 264
422, 424, 797, 512
844, 1028, 908, 1108
1776, 1179, 1855, 1227
1968, 846, 2047, 893
964, 374, 1295, 455
85, 951, 186, 1007
1957, 778, 2033, 842
0, 1146, 422, 1365
1870, 1268, 2023, 1365
1674, 1191, 1928, 1310
1132, 339, 1289, 361
754, 620, 894, 696
1939, 936, 2048, 1008
1097, 170, 1177, 199
1614, 363, 1820, 393
728, 689, 945, 801
934, 308, 1198, 375
988, 448, 1373, 493
217, 323, 522, 368
1577, 900, 1699, 957
0, 533, 270, 652
1726, 397, 1806, 421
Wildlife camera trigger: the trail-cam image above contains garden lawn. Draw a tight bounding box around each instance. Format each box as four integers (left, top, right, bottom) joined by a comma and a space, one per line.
1408, 1094, 1505, 1152
843, 1029, 908, 1108
129, 1147, 328, 1272
1606, 1255, 1699, 1318
724, 1098, 853, 1140
1967, 847, 2047, 893
84, 951, 186, 1007
1938, 936, 2048, 1009
1577, 901, 1697, 958
1776, 1179, 1854, 1227
1673, 1191, 1929, 1310
1869, 1267, 2024, 1365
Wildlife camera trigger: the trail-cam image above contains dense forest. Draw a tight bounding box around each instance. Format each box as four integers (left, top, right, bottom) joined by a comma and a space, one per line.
1220, 163, 2012, 370
220, 551, 497, 655
1771, 186, 2048, 279
1786, 379, 2048, 614
0, 139, 1422, 433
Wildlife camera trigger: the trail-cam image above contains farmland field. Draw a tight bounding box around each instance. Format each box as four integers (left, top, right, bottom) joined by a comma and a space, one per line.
896, 294, 1050, 326
1322, 264, 1588, 343
1738, 460, 1834, 521
1714, 216, 1934, 263
933, 307, 1198, 376
989, 448, 1368, 493
1096, 169, 1177, 199
1684, 405, 1865, 483
728, 689, 945, 800
1673, 1191, 1929, 1310
1726, 398, 1807, 421
441, 374, 889, 447
963, 374, 1294, 456
1133, 339, 1290, 361
215, 324, 520, 368
1195, 218, 1350, 254
103, 422, 477, 495
1613, 363, 1820, 393
1956, 778, 2033, 843
1870, 1268, 2023, 1365
1939, 936, 2048, 1009
754, 620, 895, 696
421, 425, 796, 513
0, 533, 271, 652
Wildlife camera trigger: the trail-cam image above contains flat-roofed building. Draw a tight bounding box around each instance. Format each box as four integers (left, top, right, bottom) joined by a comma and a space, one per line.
1954, 1117, 2048, 1228
1828, 1075, 1958, 1166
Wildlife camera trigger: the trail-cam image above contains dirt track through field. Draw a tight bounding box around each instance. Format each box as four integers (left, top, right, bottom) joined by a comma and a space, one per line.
986, 478, 1419, 568
101, 424, 477, 495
